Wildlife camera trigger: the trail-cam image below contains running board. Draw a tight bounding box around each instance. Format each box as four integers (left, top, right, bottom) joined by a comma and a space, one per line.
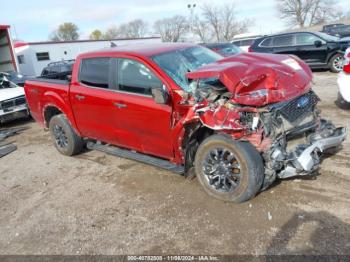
86, 142, 185, 175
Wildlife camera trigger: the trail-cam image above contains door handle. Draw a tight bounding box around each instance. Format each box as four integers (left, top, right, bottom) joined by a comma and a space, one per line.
75, 95, 85, 101
114, 102, 127, 109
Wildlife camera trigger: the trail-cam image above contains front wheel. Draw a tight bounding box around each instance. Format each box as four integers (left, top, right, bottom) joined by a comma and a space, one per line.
195, 135, 265, 203
49, 114, 83, 156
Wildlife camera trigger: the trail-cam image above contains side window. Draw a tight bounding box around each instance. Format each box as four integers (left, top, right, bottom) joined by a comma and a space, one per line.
241, 39, 253, 46
272, 35, 294, 47
79, 58, 110, 89
260, 38, 272, 47
117, 58, 162, 95
296, 33, 321, 45
36, 52, 50, 61
232, 41, 241, 46
17, 55, 25, 64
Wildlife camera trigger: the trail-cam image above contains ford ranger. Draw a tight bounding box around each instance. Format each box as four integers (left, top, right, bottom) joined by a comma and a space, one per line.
24, 43, 347, 203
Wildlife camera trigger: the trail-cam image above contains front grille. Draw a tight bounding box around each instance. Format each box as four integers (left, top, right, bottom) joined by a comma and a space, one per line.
0, 96, 27, 110
271, 91, 319, 124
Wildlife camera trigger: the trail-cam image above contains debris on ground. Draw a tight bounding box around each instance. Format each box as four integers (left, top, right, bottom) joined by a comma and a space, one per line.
0, 127, 28, 157
0, 144, 17, 158
0, 127, 28, 141
268, 212, 272, 221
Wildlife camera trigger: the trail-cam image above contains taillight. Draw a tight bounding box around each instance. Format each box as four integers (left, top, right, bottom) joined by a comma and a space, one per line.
248, 46, 253, 52
344, 64, 350, 74
344, 50, 350, 74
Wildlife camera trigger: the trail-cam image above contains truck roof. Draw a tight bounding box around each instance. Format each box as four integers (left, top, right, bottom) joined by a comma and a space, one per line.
79, 42, 196, 58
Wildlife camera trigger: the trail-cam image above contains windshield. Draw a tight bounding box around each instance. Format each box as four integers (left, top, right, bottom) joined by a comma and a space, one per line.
314, 32, 339, 42
0, 74, 17, 89
152, 46, 223, 92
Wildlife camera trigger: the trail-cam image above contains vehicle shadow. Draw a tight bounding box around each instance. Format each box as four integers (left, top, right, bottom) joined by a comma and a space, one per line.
266, 211, 350, 255
0, 116, 34, 129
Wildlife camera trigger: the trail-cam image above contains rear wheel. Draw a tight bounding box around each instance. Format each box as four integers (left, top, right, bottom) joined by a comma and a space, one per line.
49, 114, 83, 156
195, 135, 264, 203
329, 54, 344, 73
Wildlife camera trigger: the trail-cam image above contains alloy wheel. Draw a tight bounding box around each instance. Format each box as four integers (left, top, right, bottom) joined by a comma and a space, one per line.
52, 124, 68, 149
202, 147, 241, 193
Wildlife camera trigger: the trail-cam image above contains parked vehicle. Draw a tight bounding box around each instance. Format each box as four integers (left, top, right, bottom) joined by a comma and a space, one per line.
24, 43, 346, 202
4, 71, 31, 87
250, 31, 350, 72
336, 47, 350, 108
201, 43, 241, 57
40, 60, 75, 80
232, 35, 262, 52
322, 23, 350, 38
0, 73, 29, 124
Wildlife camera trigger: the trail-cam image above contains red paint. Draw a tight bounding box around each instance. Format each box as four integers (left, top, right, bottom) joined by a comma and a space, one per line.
187, 52, 313, 106
24, 43, 314, 165
14, 42, 28, 48
344, 51, 350, 74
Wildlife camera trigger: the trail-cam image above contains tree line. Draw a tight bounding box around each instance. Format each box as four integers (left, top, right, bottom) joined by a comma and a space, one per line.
49, 0, 349, 42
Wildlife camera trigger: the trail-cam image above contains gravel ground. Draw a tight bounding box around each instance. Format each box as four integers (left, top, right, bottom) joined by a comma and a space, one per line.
0, 72, 349, 255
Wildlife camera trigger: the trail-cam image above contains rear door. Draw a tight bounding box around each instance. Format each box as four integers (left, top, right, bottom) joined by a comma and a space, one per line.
270, 34, 298, 56
294, 33, 328, 64
111, 57, 174, 159
69, 57, 121, 144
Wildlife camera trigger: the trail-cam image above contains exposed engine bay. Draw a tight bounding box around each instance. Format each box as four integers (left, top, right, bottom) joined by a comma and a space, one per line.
187, 78, 347, 189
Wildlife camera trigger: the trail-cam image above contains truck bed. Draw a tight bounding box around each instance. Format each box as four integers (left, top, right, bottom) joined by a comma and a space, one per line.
24, 79, 70, 126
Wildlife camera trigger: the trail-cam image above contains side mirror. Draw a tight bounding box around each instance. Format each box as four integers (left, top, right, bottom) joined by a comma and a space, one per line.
151, 85, 169, 104
314, 40, 322, 48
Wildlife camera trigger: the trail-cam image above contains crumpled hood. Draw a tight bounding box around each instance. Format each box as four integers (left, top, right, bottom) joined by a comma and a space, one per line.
186, 52, 313, 106
0, 87, 25, 102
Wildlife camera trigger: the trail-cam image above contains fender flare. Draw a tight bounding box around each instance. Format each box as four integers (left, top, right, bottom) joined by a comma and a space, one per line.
41, 91, 81, 136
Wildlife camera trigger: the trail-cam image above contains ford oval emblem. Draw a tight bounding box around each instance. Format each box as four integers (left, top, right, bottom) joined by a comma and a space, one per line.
297, 96, 309, 108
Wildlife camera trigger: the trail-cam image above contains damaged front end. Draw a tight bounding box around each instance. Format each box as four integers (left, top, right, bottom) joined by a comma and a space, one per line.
259, 91, 346, 188
183, 53, 347, 189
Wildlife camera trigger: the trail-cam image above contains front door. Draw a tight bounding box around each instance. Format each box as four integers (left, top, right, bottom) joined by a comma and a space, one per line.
112, 57, 174, 159
294, 33, 328, 64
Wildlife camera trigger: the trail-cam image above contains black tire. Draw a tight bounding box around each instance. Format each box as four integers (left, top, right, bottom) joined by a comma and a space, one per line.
195, 134, 264, 203
329, 54, 344, 73
335, 91, 350, 109
49, 114, 83, 156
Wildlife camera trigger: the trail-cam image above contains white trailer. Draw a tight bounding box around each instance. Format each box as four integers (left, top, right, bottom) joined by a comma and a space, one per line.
14, 37, 162, 76
0, 25, 18, 72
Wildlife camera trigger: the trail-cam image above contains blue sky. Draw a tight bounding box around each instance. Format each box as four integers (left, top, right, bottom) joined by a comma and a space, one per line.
2, 0, 349, 42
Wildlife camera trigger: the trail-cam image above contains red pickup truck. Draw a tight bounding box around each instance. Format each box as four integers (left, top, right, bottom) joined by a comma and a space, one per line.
24, 43, 347, 202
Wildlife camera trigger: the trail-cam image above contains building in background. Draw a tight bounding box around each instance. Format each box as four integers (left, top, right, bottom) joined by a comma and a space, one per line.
0, 25, 18, 72
14, 37, 162, 76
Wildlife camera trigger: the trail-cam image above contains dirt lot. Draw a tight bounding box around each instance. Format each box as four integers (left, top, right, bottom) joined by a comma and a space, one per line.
0, 72, 349, 256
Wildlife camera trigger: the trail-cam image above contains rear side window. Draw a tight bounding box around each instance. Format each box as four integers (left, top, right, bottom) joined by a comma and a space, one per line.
241, 39, 254, 46
117, 58, 162, 95
232, 40, 241, 46
260, 38, 272, 47
79, 58, 110, 89
272, 35, 294, 46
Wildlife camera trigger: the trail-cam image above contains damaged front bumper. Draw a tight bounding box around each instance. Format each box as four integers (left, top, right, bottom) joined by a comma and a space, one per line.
272, 121, 347, 179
